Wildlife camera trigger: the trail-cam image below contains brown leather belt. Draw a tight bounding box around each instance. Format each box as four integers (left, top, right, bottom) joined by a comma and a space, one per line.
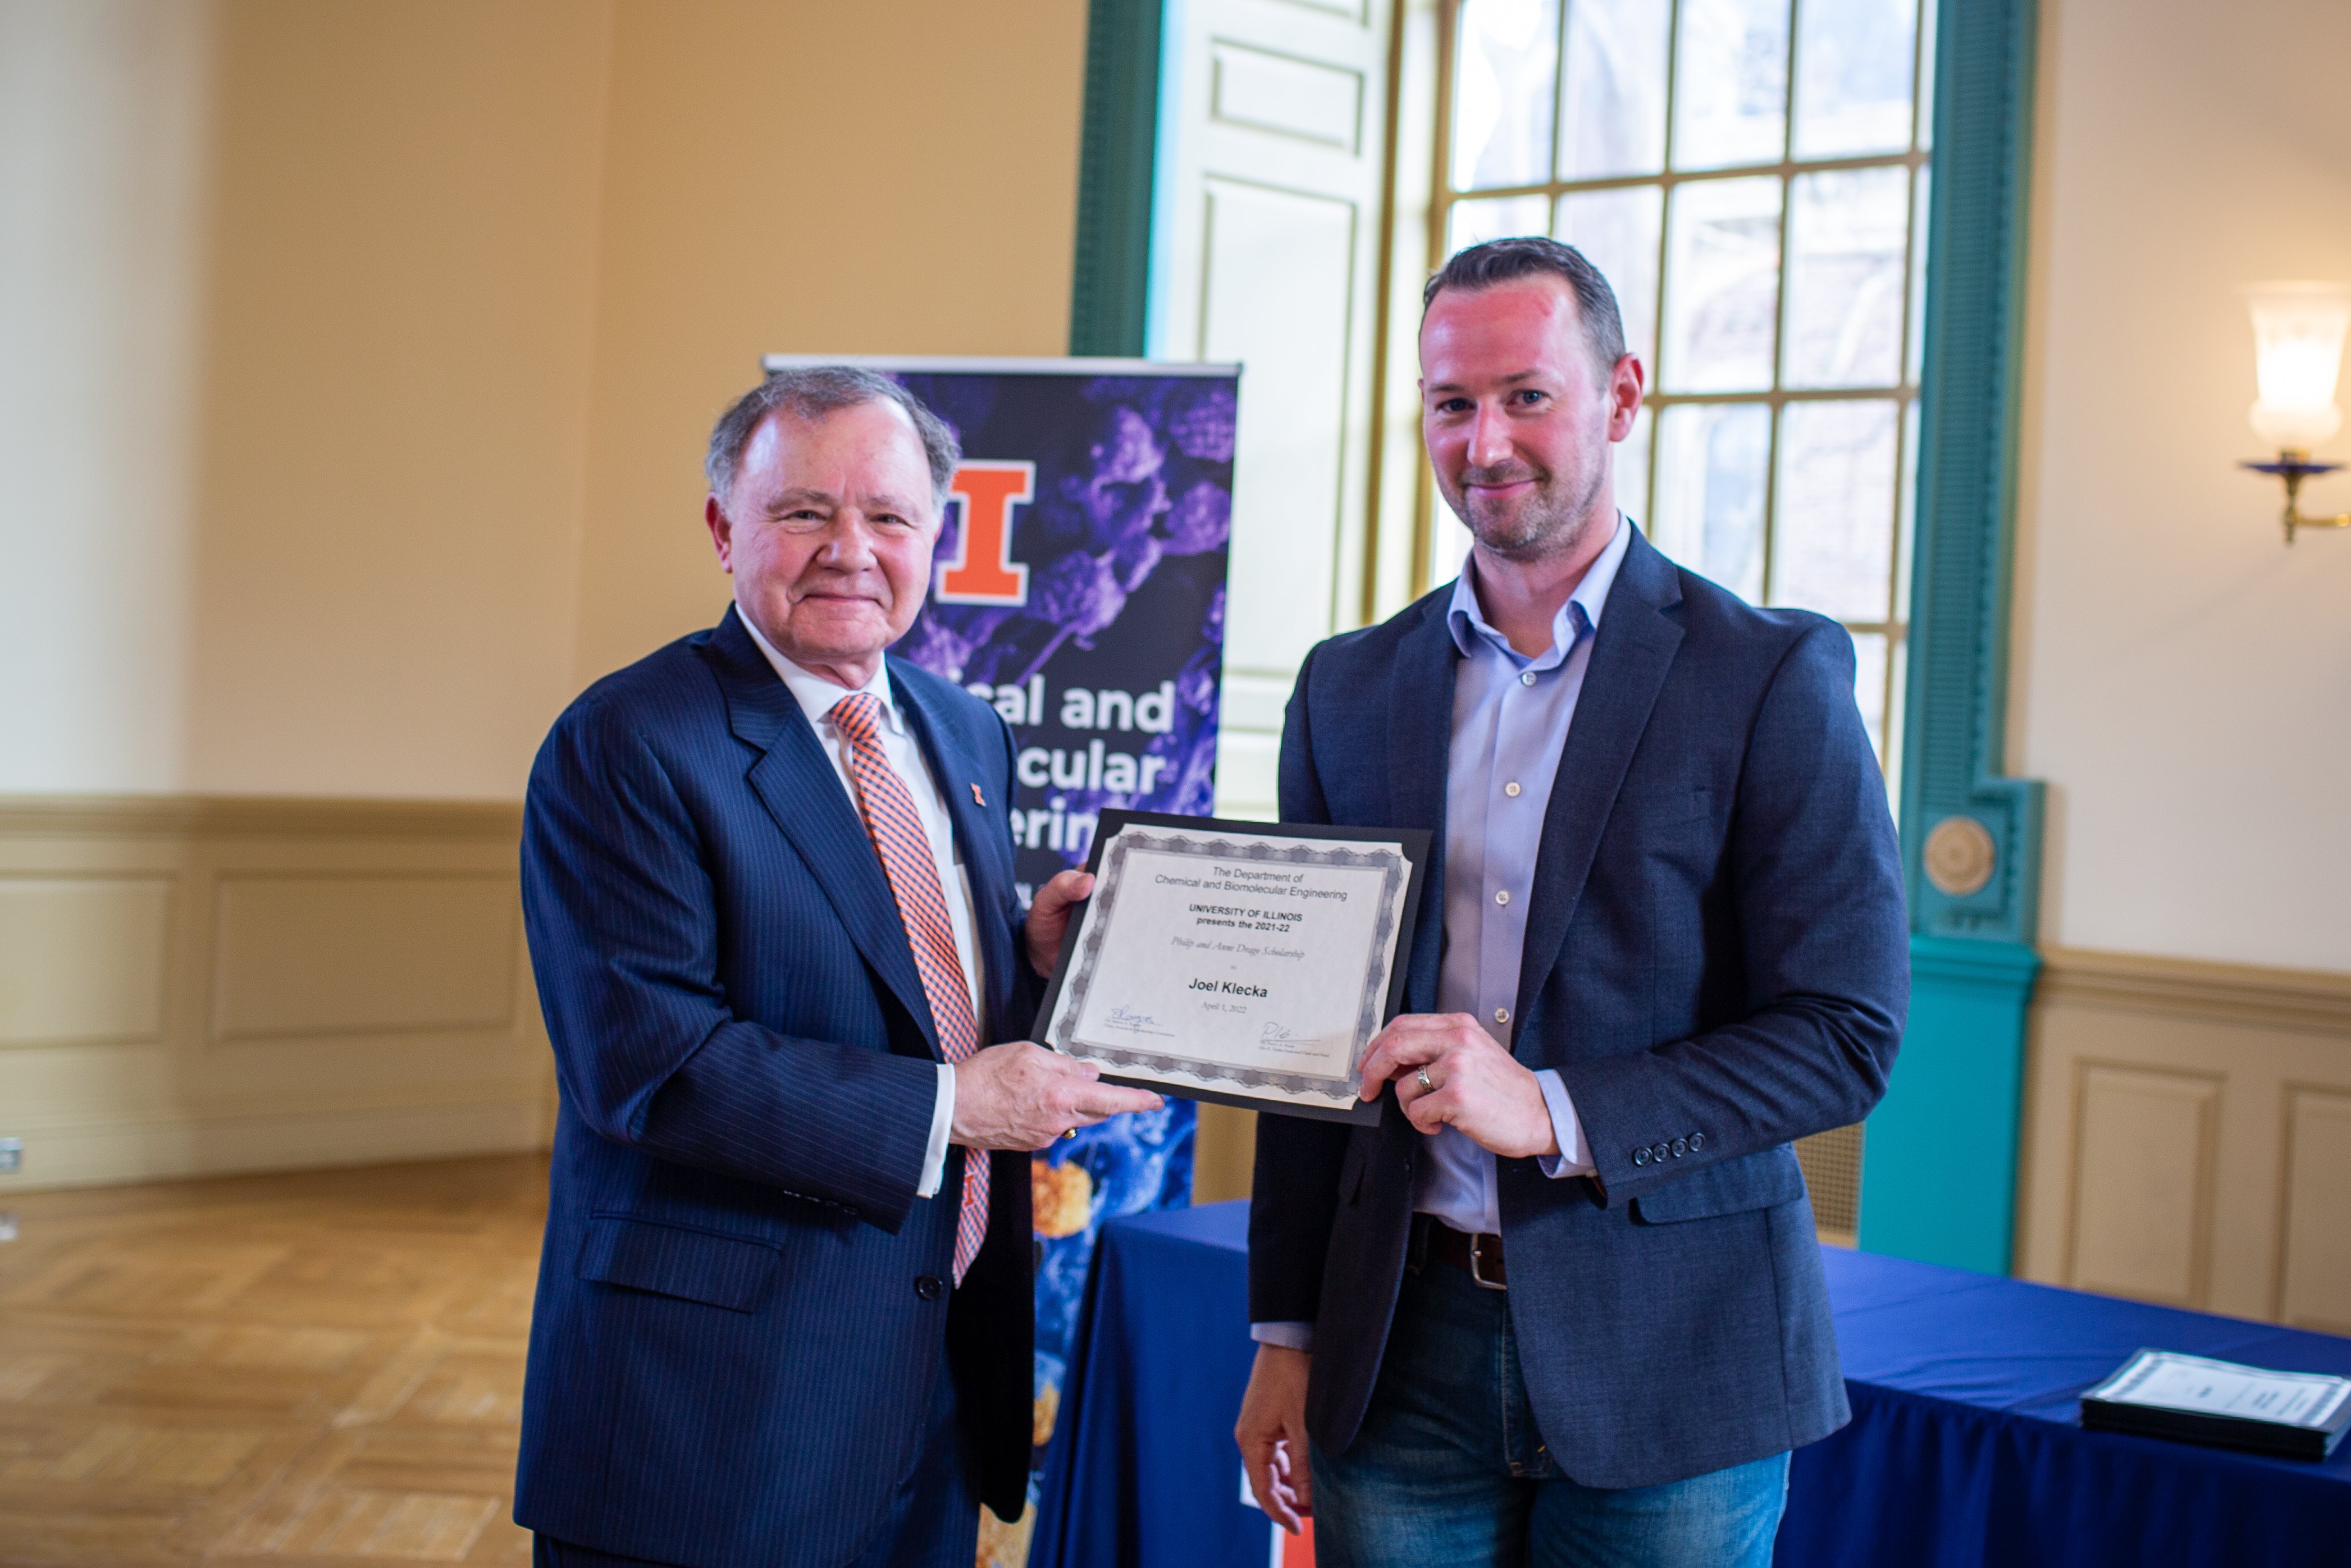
1417, 1215, 1507, 1289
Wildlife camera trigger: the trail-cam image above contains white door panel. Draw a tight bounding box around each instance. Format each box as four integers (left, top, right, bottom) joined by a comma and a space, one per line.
1200, 177, 1357, 674
1152, 0, 1394, 817
1209, 40, 1366, 152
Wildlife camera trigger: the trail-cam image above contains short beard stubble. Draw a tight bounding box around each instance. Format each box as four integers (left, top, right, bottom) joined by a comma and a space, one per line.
1446, 446, 1609, 566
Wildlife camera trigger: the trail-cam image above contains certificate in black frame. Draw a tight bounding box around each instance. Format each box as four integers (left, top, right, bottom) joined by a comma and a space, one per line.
1030, 810, 1431, 1125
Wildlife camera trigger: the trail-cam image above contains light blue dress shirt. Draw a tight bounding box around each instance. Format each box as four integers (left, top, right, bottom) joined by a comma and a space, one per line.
1414, 514, 1632, 1233
1251, 518, 1631, 1351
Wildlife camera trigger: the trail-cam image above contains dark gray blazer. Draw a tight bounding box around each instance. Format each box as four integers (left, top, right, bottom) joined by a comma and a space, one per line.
1249, 527, 1910, 1489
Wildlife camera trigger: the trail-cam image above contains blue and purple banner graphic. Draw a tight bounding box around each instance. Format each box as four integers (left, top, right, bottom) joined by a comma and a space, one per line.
762, 354, 1239, 1524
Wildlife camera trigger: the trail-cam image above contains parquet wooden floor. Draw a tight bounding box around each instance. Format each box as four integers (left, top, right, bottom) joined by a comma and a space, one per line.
0, 1155, 548, 1566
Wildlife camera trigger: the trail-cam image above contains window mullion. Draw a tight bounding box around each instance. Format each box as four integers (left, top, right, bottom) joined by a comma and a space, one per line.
1650, 0, 1684, 397
1461, 149, 1925, 208
1760, 0, 1801, 610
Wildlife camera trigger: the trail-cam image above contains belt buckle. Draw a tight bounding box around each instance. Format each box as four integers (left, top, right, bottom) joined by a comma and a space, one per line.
1468, 1233, 1506, 1291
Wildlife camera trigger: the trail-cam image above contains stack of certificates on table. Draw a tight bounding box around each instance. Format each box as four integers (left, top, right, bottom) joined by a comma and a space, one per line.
2079, 1349, 2351, 1460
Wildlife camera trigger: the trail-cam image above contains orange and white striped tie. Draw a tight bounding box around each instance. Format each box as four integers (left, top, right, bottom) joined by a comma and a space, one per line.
830, 693, 988, 1285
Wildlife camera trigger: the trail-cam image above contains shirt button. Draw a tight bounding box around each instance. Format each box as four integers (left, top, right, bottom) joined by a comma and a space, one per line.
1494, 889, 1510, 906
1520, 670, 1537, 687
1494, 1007, 1510, 1025
1504, 781, 1522, 797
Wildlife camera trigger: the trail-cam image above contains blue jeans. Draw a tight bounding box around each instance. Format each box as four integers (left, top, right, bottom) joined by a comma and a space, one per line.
1311, 1256, 1788, 1568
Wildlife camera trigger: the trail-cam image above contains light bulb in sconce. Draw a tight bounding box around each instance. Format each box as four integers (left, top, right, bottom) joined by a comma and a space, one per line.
2245, 283, 2350, 449
2240, 281, 2351, 543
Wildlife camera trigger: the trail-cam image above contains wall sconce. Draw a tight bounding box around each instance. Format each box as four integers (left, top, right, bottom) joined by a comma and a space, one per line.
2241, 282, 2351, 544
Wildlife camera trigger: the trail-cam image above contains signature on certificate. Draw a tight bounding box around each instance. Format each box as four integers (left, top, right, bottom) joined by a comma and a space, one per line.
1103, 1005, 1173, 1037
1259, 1021, 1302, 1045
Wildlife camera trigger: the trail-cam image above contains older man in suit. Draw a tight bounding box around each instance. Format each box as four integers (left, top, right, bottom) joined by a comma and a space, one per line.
514, 366, 1159, 1567
1235, 237, 1910, 1565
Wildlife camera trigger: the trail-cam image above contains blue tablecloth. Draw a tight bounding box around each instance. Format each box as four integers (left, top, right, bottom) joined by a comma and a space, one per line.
1030, 1200, 2351, 1567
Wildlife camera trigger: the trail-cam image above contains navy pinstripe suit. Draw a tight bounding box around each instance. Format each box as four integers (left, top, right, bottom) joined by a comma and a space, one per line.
515, 606, 1037, 1566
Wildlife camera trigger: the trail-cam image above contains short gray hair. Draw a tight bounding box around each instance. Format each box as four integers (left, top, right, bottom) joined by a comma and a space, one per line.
705, 365, 962, 506
1423, 236, 1627, 382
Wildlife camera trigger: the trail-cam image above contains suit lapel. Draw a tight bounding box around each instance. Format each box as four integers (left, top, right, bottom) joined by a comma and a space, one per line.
1387, 598, 1458, 1015
704, 609, 940, 1058
894, 673, 1018, 1034
1512, 531, 1686, 1042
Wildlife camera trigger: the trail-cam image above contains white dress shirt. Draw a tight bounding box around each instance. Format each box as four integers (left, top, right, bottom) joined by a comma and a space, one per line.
741, 614, 976, 1200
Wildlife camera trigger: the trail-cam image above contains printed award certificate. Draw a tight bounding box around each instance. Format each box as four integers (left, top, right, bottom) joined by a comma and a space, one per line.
1033, 811, 1430, 1123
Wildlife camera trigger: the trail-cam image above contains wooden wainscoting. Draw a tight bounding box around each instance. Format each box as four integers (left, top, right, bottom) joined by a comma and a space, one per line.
0, 797, 554, 1195
2017, 947, 2351, 1329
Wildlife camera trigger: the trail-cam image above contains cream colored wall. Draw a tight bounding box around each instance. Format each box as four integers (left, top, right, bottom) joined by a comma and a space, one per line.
568, 0, 1089, 685
2012, 0, 2351, 974
0, 0, 1092, 1191
1, 0, 614, 803
3, 0, 1088, 794
181, 0, 614, 799
2007, 0, 2351, 1325
1, 0, 213, 793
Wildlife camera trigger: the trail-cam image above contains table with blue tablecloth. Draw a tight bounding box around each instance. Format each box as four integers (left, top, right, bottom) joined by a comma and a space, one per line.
1030, 1200, 2351, 1567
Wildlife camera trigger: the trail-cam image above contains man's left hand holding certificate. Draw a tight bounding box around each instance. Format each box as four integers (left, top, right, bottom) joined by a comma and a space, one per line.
1033, 811, 1431, 1124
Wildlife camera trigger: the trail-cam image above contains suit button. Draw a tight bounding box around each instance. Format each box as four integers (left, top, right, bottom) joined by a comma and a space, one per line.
1652, 1143, 1670, 1163
1671, 1138, 1687, 1158
843, 1205, 861, 1219
915, 1276, 944, 1301
1632, 1148, 1650, 1167
1689, 1133, 1705, 1151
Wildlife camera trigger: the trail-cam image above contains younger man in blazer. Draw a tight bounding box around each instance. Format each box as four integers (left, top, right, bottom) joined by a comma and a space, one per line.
1236, 238, 1909, 1565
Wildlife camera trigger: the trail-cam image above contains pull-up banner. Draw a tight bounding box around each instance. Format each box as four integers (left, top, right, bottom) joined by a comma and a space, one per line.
761, 354, 1240, 1534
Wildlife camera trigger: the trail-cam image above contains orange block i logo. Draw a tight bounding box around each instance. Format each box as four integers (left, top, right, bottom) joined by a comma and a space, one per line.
936, 461, 1034, 605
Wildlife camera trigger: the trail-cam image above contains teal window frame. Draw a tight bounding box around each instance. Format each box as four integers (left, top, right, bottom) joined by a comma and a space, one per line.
1859, 0, 2045, 1276
1068, 0, 1164, 358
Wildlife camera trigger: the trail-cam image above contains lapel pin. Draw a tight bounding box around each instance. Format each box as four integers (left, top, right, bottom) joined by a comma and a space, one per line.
970, 783, 985, 807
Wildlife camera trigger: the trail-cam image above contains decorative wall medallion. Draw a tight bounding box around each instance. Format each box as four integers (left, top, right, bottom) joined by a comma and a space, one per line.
1924, 815, 1997, 897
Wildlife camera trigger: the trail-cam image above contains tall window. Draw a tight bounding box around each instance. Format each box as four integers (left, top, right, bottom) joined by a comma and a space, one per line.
1434, 0, 1934, 777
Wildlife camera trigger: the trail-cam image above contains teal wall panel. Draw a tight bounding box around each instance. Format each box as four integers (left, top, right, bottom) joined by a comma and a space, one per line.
1068, 0, 1165, 357
1863, 0, 2046, 1271
1860, 937, 2040, 1272
1898, 0, 2042, 947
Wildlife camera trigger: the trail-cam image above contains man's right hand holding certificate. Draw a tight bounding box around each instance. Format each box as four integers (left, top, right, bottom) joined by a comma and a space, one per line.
1359, 1012, 1563, 1161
